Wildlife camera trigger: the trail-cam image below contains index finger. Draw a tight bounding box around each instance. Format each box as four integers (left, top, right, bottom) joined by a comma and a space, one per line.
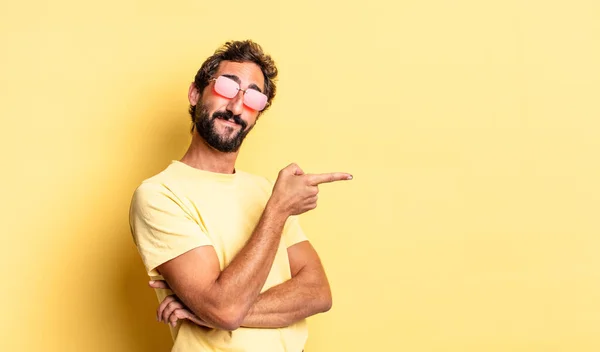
308, 172, 353, 185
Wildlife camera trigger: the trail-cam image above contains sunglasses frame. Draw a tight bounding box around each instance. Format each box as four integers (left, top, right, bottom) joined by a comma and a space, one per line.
209, 76, 268, 111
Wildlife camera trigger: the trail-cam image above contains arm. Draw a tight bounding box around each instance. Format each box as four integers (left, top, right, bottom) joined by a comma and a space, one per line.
241, 240, 332, 328
154, 241, 332, 329
156, 165, 351, 331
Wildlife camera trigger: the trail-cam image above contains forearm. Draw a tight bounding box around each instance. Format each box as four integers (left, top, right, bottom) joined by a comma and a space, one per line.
241, 268, 332, 328
193, 203, 288, 326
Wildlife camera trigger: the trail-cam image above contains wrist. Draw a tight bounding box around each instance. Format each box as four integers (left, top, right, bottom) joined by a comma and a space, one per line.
264, 198, 289, 224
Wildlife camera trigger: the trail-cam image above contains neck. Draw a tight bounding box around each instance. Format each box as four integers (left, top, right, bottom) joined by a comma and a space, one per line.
180, 132, 239, 174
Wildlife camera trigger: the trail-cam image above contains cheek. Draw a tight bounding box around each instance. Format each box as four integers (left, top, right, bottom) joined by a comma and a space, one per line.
243, 111, 259, 125
202, 93, 229, 112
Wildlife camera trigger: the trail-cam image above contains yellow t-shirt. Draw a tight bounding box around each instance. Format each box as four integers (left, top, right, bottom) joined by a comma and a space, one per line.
129, 160, 309, 352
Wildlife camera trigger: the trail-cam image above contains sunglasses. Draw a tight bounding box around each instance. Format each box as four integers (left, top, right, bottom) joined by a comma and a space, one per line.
211, 75, 268, 111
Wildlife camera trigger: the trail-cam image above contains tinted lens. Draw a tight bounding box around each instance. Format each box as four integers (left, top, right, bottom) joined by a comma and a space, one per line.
244, 89, 268, 111
214, 76, 239, 98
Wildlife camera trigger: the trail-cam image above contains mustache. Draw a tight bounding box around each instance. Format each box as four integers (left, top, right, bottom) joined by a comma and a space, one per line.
212, 110, 247, 129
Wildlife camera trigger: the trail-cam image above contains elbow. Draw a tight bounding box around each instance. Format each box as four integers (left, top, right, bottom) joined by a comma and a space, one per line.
187, 292, 251, 331
320, 288, 333, 313
202, 304, 247, 331
322, 297, 332, 313
215, 318, 242, 331
322, 298, 332, 313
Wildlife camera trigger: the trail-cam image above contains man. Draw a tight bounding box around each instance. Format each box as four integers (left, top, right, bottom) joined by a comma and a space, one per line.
129, 40, 352, 352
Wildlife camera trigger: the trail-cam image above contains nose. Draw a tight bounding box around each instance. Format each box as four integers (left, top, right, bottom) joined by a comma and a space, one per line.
226, 89, 245, 116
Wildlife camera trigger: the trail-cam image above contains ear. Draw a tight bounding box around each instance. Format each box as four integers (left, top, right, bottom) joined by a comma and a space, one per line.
188, 82, 200, 106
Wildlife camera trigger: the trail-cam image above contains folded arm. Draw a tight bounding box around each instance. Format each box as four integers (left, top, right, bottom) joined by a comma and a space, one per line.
154, 240, 332, 329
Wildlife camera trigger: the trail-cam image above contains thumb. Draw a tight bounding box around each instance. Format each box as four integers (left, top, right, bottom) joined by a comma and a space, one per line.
282, 163, 304, 176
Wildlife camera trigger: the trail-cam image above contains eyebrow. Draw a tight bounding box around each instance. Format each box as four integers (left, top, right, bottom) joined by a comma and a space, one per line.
222, 74, 263, 93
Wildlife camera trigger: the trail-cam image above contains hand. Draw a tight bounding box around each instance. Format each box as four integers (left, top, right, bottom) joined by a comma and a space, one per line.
269, 163, 352, 216
149, 280, 213, 328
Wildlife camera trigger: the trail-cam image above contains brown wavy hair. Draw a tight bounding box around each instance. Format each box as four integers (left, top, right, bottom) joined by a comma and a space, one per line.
189, 40, 278, 126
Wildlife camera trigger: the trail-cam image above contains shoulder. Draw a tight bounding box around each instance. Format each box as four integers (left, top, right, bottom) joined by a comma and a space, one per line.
130, 164, 183, 210
129, 181, 172, 219
132, 180, 166, 201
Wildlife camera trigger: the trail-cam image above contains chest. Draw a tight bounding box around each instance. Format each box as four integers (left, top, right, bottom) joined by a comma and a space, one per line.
180, 183, 270, 267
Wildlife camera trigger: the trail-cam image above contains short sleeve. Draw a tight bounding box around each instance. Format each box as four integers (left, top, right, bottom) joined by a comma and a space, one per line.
129, 182, 212, 276
282, 215, 308, 248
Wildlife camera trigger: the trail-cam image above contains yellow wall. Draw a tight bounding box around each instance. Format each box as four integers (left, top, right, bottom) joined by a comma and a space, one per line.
2, 0, 599, 351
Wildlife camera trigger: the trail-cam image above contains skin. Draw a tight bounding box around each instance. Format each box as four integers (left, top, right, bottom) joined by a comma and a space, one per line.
153, 60, 352, 331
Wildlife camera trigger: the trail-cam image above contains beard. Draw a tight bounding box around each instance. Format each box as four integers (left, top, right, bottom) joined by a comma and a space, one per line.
193, 104, 254, 153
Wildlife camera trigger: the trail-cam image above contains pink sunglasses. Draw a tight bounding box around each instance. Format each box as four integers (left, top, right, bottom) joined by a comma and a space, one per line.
211, 75, 268, 111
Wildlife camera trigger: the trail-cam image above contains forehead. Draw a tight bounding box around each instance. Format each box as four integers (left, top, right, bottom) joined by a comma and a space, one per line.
215, 61, 265, 90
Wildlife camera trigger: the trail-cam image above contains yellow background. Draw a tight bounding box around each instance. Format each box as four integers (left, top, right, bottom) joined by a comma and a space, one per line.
2, 0, 599, 351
